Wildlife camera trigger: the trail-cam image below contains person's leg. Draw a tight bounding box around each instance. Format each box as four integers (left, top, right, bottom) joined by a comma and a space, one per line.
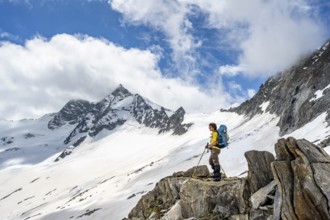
209, 153, 215, 171
211, 149, 221, 180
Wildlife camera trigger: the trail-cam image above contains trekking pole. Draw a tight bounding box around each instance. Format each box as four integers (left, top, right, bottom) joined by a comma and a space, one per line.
192, 143, 208, 177
220, 165, 227, 178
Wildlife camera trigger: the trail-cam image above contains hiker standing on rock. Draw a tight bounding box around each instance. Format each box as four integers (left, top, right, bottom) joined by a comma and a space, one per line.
207, 123, 221, 181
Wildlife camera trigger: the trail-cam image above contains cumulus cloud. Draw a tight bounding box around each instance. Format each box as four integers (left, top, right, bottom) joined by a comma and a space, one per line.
218, 65, 241, 76
110, 0, 327, 77
0, 34, 228, 120
110, 0, 202, 79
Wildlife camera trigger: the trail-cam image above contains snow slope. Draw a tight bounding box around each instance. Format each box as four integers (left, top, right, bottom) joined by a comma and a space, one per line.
0, 110, 329, 220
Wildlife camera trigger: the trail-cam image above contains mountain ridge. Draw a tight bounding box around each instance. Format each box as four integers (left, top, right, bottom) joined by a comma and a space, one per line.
230, 39, 330, 135
49, 84, 192, 141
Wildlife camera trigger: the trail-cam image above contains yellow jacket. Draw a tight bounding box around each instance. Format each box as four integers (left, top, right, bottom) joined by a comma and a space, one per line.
210, 131, 220, 150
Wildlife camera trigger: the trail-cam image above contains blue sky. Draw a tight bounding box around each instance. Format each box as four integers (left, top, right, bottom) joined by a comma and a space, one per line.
0, 0, 329, 120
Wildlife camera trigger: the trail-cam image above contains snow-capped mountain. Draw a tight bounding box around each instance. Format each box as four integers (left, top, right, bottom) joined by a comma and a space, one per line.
51, 84, 191, 143
0, 84, 191, 165
231, 40, 330, 136
0, 40, 329, 220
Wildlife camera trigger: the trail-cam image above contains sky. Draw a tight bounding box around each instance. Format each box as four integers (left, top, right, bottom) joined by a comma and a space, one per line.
0, 0, 329, 120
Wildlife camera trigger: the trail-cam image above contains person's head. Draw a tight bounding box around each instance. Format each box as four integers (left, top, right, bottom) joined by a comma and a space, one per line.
209, 123, 217, 131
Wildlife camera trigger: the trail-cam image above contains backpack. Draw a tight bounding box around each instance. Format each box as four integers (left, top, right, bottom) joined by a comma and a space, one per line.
217, 124, 229, 148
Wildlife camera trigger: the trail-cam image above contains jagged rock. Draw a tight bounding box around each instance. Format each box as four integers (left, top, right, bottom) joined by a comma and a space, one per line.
272, 137, 330, 220
274, 138, 297, 161
172, 165, 210, 178
313, 163, 330, 209
111, 84, 132, 98
272, 161, 296, 219
181, 178, 250, 218
127, 177, 186, 219
230, 39, 330, 136
159, 107, 192, 135
126, 170, 250, 220
250, 180, 276, 209
48, 99, 93, 129
244, 151, 275, 194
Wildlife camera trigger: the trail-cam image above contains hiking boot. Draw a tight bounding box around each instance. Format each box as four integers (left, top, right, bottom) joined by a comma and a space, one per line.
213, 172, 221, 181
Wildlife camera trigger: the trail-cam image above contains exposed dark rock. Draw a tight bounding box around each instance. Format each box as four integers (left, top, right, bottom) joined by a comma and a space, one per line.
76, 208, 102, 219
230, 39, 330, 136
127, 194, 136, 200
48, 99, 93, 129
128, 160, 162, 176
54, 135, 87, 162
159, 107, 193, 135
244, 151, 275, 194
1, 188, 23, 201
4, 147, 20, 152
111, 84, 132, 98
318, 136, 330, 148
30, 178, 40, 183
24, 133, 35, 139
1, 136, 14, 145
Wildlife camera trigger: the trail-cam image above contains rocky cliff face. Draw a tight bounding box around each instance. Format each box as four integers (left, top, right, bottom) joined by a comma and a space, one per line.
48, 85, 192, 161
125, 138, 330, 220
230, 40, 330, 136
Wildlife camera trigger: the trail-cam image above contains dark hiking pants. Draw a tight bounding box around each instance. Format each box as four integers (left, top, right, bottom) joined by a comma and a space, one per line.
209, 148, 221, 178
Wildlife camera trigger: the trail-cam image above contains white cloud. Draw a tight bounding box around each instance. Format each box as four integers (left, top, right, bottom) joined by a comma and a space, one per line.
247, 89, 256, 98
109, 0, 201, 79
228, 81, 243, 92
199, 0, 326, 76
110, 0, 327, 77
0, 34, 228, 120
218, 65, 241, 76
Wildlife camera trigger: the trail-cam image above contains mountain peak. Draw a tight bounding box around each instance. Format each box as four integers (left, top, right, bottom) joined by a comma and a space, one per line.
48, 83, 191, 152
111, 84, 132, 98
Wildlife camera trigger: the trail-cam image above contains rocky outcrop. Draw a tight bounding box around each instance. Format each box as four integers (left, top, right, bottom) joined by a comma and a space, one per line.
125, 166, 250, 220
245, 151, 275, 195
230, 40, 330, 136
272, 137, 330, 220
125, 138, 330, 220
